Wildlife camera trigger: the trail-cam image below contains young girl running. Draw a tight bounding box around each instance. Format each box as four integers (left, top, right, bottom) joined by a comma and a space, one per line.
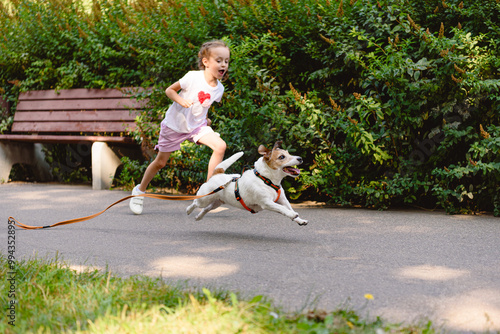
129, 40, 230, 215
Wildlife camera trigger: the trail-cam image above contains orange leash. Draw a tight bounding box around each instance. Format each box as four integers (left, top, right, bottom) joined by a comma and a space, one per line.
8, 185, 228, 230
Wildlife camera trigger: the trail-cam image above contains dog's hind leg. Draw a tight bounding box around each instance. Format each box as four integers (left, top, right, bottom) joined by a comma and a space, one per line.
195, 200, 223, 221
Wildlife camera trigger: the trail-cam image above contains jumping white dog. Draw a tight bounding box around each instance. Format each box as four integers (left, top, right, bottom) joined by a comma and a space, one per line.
186, 141, 308, 226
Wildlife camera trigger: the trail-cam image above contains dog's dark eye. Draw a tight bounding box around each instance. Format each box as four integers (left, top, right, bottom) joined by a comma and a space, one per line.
279, 155, 285, 160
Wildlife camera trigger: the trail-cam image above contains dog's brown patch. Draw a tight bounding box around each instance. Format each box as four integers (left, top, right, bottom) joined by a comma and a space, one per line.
258, 145, 270, 160
267, 148, 290, 170
212, 168, 225, 175
272, 140, 283, 150
259, 140, 282, 162
259, 141, 300, 171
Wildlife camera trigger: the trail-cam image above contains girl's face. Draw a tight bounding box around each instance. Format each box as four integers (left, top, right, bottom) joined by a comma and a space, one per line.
202, 46, 230, 81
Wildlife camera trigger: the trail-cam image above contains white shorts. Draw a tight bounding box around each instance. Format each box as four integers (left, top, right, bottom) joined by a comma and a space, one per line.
154, 123, 219, 152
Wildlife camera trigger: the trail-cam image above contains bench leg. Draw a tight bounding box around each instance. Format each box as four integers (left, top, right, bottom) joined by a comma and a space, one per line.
91, 142, 121, 190
0, 142, 52, 183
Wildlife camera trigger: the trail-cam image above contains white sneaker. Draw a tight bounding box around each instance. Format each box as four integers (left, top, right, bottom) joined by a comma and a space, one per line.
129, 185, 145, 215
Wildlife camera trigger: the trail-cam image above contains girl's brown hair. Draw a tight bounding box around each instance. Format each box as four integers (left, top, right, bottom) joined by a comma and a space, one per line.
198, 40, 230, 81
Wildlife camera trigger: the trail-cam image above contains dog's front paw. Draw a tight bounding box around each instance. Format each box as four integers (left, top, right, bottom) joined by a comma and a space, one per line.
294, 217, 308, 226
195, 211, 206, 221
186, 204, 195, 215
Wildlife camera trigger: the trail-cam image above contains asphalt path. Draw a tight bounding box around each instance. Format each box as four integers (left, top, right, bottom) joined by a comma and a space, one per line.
1, 183, 499, 333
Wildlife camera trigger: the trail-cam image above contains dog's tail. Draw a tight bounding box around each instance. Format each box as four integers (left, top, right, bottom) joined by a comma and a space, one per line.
212, 152, 244, 176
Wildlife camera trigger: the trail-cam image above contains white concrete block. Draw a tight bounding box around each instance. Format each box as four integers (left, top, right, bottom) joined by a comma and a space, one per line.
0, 142, 51, 182
91, 142, 122, 190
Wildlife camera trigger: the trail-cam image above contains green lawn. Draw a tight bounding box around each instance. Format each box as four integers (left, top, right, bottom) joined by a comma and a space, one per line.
0, 254, 436, 333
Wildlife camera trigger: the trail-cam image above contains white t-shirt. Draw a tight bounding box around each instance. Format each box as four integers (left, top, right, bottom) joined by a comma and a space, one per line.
162, 70, 224, 133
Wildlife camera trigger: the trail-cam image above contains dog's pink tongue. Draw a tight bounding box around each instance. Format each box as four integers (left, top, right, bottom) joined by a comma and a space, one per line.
284, 167, 300, 175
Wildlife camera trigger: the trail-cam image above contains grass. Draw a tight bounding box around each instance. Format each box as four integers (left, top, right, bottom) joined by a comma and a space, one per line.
0, 254, 437, 334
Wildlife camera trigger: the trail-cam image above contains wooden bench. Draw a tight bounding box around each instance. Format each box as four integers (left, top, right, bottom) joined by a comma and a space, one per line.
0, 88, 147, 189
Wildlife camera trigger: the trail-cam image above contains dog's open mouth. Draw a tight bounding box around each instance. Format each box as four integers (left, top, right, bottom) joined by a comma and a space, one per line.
283, 166, 300, 176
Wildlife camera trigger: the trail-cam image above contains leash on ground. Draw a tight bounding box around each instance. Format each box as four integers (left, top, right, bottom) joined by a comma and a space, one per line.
8, 180, 233, 231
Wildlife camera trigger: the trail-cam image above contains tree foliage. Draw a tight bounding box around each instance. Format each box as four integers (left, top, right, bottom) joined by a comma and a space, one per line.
1, 0, 499, 215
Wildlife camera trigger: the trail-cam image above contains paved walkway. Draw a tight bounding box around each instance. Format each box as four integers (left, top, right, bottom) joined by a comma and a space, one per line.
1, 183, 499, 332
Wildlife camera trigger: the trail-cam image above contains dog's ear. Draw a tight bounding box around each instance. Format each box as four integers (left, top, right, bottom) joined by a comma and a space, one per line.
258, 145, 271, 160
273, 140, 283, 151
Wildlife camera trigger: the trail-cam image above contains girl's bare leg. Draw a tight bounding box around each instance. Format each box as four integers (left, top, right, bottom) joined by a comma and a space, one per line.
197, 133, 227, 180
138, 151, 172, 192
130, 151, 172, 215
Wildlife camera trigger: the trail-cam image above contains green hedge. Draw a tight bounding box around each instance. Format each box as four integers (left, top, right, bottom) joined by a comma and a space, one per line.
1, 0, 499, 215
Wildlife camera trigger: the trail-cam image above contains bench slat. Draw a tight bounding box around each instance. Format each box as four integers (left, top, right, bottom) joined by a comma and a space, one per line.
3, 88, 148, 146
18, 88, 144, 101
12, 121, 136, 133
17, 98, 146, 111
13, 110, 138, 122
0, 134, 134, 144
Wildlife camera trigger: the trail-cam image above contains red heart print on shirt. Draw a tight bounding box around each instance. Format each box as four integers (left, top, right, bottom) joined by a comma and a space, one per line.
198, 91, 211, 104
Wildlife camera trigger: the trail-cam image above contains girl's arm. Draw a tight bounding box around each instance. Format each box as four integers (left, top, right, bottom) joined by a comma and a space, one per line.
165, 81, 193, 108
